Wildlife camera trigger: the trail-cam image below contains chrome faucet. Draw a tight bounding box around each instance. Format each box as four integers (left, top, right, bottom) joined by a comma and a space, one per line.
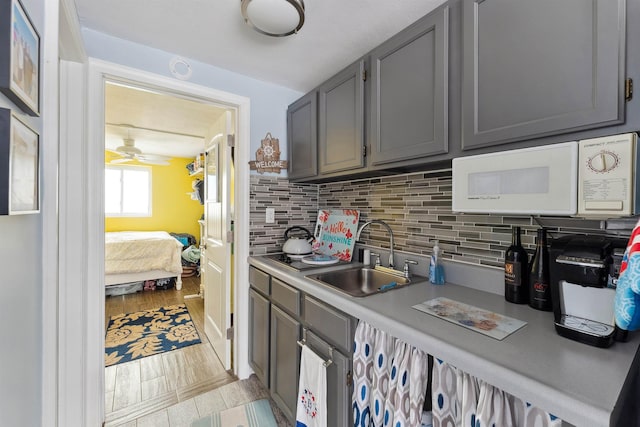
356, 219, 395, 268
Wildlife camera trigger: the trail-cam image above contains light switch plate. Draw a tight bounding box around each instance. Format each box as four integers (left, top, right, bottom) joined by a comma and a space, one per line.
266, 207, 275, 224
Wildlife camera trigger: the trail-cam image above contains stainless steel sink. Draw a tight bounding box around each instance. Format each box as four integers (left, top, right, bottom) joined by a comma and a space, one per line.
306, 267, 426, 297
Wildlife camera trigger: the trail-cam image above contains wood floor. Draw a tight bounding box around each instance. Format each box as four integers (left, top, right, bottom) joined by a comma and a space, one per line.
104, 276, 292, 427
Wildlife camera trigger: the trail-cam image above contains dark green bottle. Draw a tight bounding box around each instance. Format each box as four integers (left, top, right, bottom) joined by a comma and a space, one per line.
505, 227, 529, 304
529, 228, 552, 311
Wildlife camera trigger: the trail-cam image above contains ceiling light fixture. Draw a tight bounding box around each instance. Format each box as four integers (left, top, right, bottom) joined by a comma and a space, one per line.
240, 0, 305, 37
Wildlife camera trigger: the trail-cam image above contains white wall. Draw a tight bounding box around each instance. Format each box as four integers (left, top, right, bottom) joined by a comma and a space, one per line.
81, 29, 302, 177
0, 0, 58, 425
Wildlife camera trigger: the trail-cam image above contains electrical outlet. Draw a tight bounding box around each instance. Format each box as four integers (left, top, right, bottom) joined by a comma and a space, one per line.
266, 207, 275, 224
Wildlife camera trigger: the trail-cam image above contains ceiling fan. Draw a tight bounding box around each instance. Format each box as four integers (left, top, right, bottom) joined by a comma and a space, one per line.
108, 137, 172, 166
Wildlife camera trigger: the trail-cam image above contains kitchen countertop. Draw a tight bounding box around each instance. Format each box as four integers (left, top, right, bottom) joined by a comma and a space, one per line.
249, 255, 640, 427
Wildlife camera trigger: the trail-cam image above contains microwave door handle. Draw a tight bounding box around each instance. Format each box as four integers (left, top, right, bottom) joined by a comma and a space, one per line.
555, 255, 605, 269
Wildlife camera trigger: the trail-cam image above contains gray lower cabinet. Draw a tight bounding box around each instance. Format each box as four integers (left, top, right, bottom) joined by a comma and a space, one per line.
248, 267, 357, 425
302, 295, 356, 427
270, 305, 301, 424
369, 4, 449, 166
248, 288, 270, 387
318, 60, 366, 175
287, 91, 318, 180
462, 0, 626, 150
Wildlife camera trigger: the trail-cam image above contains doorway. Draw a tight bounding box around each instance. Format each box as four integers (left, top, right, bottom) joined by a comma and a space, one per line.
60, 60, 253, 425
102, 82, 237, 421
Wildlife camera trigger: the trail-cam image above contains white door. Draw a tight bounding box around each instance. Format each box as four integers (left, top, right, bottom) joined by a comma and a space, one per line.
203, 111, 234, 369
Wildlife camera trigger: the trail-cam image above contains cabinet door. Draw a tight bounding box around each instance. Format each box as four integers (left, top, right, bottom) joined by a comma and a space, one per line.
305, 330, 353, 427
248, 288, 270, 388
318, 60, 366, 174
370, 5, 449, 165
270, 305, 301, 424
462, 0, 626, 150
303, 295, 355, 355
287, 92, 318, 180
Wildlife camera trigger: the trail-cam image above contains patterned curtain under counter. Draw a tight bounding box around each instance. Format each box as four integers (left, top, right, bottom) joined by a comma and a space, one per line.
352, 321, 429, 427
431, 358, 562, 427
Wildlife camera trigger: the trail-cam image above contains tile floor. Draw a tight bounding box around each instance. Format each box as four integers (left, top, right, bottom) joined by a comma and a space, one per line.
109, 375, 291, 427
104, 277, 291, 427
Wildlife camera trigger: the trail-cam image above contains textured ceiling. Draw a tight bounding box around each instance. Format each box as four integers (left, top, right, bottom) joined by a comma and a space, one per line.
74, 0, 447, 92
105, 83, 226, 159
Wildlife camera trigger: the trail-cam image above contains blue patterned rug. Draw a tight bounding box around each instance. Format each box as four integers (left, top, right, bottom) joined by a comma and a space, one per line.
105, 304, 201, 367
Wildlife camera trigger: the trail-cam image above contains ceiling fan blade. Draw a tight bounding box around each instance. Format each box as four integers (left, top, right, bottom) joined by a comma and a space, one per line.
106, 122, 204, 139
111, 158, 133, 164
138, 152, 171, 160
140, 158, 170, 166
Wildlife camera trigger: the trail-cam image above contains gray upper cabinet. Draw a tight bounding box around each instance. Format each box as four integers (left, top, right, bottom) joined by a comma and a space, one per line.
287, 91, 318, 180
369, 4, 449, 166
318, 60, 366, 174
462, 0, 626, 150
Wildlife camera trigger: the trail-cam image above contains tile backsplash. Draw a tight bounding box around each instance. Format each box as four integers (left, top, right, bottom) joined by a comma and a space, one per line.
250, 172, 631, 267
249, 176, 318, 255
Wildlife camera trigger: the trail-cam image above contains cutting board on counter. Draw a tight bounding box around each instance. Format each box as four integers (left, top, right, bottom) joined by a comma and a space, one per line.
312, 210, 360, 261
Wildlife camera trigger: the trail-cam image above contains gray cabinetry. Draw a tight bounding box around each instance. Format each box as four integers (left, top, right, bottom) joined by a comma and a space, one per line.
270, 305, 301, 424
248, 288, 270, 387
287, 91, 318, 180
248, 267, 357, 425
462, 0, 626, 150
318, 60, 366, 174
369, 5, 449, 166
248, 267, 270, 388
302, 295, 356, 427
303, 295, 356, 354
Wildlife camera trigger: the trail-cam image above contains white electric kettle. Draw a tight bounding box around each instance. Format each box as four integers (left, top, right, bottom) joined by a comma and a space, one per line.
282, 226, 314, 255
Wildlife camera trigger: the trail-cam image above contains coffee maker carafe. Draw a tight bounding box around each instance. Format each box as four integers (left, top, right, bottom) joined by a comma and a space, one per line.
549, 235, 627, 347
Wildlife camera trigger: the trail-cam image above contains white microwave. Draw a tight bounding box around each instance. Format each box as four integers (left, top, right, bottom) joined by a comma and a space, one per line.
452, 142, 579, 215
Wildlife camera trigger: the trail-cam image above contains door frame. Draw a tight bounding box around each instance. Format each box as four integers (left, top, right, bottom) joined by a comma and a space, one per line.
61, 58, 251, 425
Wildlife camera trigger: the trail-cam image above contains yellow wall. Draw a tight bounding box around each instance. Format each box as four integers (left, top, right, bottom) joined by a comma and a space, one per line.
105, 153, 204, 243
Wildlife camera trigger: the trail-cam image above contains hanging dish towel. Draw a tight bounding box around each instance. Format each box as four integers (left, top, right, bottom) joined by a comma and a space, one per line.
615, 218, 640, 330
296, 345, 327, 427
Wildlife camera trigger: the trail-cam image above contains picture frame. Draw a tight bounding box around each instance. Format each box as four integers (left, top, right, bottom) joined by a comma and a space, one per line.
0, 107, 39, 215
0, 0, 40, 116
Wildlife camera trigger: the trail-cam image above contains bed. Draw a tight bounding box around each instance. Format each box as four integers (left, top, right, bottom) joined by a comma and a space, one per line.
105, 231, 184, 290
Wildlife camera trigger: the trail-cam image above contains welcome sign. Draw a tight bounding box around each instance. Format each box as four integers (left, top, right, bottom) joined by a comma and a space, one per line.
249, 132, 288, 174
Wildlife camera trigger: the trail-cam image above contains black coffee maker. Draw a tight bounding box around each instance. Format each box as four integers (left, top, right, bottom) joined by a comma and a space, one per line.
549, 235, 628, 347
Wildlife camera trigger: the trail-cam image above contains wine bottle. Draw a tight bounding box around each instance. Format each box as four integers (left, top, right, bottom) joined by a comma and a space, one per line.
505, 226, 529, 304
529, 228, 552, 311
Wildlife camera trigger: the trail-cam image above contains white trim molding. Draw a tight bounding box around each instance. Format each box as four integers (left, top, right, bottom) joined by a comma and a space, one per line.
57, 59, 89, 427
65, 58, 252, 425
59, 0, 87, 62
42, 1, 61, 426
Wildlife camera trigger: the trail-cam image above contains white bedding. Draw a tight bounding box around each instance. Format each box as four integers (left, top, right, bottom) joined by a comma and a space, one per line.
105, 231, 183, 279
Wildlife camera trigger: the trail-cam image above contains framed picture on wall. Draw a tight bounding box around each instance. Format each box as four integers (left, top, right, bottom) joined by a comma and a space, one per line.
0, 0, 40, 116
0, 107, 40, 214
